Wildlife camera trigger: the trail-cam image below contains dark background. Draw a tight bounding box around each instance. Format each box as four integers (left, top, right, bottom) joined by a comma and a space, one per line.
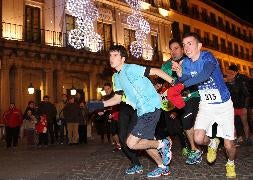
213, 0, 253, 24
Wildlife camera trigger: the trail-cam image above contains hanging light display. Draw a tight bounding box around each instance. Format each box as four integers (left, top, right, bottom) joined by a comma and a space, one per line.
66, 0, 103, 52
125, 0, 153, 59
142, 43, 153, 60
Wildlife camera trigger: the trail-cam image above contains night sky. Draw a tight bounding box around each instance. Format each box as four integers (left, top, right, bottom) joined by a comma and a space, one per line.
213, 0, 253, 24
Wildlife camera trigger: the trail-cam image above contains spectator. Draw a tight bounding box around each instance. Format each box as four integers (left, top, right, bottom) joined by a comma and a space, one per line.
3, 103, 23, 148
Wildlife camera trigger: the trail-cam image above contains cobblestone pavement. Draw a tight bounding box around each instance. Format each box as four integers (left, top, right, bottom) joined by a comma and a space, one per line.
0, 137, 252, 180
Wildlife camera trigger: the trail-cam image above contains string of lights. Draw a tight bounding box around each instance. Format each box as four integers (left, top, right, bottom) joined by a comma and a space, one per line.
66, 0, 102, 52
125, 1, 153, 60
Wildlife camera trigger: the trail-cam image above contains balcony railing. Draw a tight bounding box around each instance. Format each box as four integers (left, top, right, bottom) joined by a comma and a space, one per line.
0, 22, 163, 66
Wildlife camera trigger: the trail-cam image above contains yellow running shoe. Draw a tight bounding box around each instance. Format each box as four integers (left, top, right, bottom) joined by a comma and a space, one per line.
226, 163, 236, 178
207, 138, 220, 163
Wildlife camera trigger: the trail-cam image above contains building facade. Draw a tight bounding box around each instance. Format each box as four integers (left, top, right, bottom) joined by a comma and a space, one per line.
0, 0, 252, 115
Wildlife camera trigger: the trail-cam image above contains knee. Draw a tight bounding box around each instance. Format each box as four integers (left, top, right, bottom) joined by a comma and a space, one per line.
224, 140, 235, 150
194, 132, 205, 145
126, 138, 135, 149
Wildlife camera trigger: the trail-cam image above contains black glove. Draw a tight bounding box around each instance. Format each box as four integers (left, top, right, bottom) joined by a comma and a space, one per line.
87, 101, 104, 112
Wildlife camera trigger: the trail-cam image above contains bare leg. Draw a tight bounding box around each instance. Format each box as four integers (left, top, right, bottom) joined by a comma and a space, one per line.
146, 149, 163, 166
240, 108, 250, 139
224, 139, 236, 161
185, 128, 199, 150
194, 129, 210, 146
126, 134, 159, 150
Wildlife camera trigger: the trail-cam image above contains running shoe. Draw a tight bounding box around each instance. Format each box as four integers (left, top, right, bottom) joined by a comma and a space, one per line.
181, 147, 190, 157
147, 166, 171, 178
186, 150, 202, 165
207, 138, 220, 163
125, 165, 143, 175
160, 138, 172, 165
226, 163, 236, 178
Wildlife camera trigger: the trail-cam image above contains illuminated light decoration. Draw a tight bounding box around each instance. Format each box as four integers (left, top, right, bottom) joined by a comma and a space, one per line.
125, 0, 153, 59
68, 29, 88, 49
142, 43, 153, 60
84, 3, 99, 20
130, 41, 143, 58
127, 14, 140, 29
158, 8, 169, 17
86, 32, 103, 52
138, 18, 150, 34
140, 1, 151, 10
125, 0, 141, 10
66, 0, 103, 52
135, 29, 147, 42
76, 17, 94, 33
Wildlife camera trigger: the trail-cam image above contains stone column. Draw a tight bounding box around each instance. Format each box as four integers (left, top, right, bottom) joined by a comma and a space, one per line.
45, 68, 54, 102
0, 67, 10, 115
56, 70, 64, 103
89, 72, 97, 100
15, 66, 23, 109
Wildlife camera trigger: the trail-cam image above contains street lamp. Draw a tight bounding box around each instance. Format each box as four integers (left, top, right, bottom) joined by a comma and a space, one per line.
27, 73, 34, 94
70, 76, 76, 95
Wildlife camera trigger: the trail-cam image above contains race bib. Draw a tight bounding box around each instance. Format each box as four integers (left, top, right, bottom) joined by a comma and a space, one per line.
199, 89, 222, 103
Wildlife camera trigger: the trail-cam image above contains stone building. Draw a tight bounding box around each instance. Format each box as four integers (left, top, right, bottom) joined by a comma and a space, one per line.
0, 0, 252, 116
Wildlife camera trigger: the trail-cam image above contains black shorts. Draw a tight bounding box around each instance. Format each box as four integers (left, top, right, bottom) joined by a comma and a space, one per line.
111, 120, 118, 136
181, 97, 200, 130
131, 108, 161, 140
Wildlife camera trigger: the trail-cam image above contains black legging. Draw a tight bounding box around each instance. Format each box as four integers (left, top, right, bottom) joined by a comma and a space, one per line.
155, 110, 188, 149
118, 102, 141, 166
5, 126, 20, 147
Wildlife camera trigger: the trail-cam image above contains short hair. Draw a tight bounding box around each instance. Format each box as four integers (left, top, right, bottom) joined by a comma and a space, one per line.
43, 95, 49, 99
169, 39, 183, 48
109, 45, 128, 61
182, 32, 202, 43
228, 64, 239, 72
104, 82, 112, 88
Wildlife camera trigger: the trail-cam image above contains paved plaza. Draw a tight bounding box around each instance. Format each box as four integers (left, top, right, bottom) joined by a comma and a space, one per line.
0, 136, 252, 180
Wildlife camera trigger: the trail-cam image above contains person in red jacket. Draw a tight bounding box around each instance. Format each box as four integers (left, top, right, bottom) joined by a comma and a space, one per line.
35, 114, 48, 147
3, 103, 23, 148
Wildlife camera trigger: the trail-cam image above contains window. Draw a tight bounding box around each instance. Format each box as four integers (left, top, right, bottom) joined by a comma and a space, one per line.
170, 0, 177, 10
25, 5, 41, 43
171, 21, 180, 40
237, 27, 241, 37
183, 24, 190, 36
246, 48, 249, 59
227, 41, 233, 55
231, 24, 236, 35
181, 0, 189, 14
210, 12, 216, 25
201, 8, 208, 22
203, 32, 210, 45
225, 21, 230, 32
151, 34, 158, 52
191, 4, 199, 18
194, 28, 200, 36
240, 45, 244, 58
220, 38, 226, 52
97, 22, 112, 51
218, 16, 224, 29
124, 29, 135, 50
234, 43, 239, 57
212, 35, 218, 49
66, 15, 76, 32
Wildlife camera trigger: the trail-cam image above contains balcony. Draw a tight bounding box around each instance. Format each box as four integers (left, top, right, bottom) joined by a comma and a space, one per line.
0, 22, 163, 67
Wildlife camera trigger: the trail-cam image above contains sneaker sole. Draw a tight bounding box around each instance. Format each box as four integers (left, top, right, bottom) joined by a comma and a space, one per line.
125, 170, 143, 175
147, 172, 171, 178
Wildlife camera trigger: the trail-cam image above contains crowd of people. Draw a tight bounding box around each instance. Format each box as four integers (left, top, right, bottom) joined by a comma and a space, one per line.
2, 93, 90, 149
1, 32, 253, 178
88, 32, 253, 178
